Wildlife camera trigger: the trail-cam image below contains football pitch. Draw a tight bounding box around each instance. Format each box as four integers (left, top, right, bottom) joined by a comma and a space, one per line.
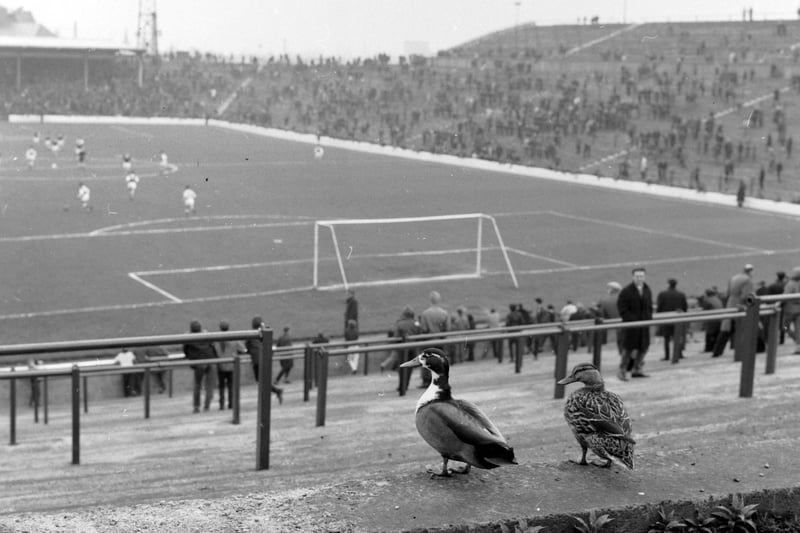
0, 121, 797, 348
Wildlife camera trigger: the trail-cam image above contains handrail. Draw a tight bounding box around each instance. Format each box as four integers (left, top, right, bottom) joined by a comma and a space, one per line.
0, 330, 262, 357
1, 330, 272, 471
2, 294, 797, 469
754, 293, 800, 304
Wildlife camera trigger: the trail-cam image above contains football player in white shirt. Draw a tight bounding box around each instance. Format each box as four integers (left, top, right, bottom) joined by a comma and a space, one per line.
125, 172, 140, 200
25, 146, 37, 169
182, 185, 197, 215
49, 136, 61, 158
77, 182, 92, 212
159, 150, 169, 175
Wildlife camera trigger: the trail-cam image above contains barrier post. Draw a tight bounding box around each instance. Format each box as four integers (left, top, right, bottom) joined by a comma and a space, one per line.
168, 369, 173, 398
83, 375, 88, 414
232, 355, 241, 425
733, 317, 745, 362
363, 345, 369, 376
143, 367, 151, 419
592, 318, 603, 369
255, 328, 273, 471
738, 295, 761, 398
554, 329, 570, 399
672, 319, 685, 364
43, 376, 48, 425
71, 365, 80, 465
303, 344, 312, 402
765, 308, 780, 375
32, 373, 39, 424
316, 348, 329, 427
313, 346, 318, 388
514, 334, 523, 374
9, 372, 16, 445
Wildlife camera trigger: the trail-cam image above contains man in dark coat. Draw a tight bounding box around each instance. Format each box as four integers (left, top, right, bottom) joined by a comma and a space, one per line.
698, 288, 723, 352
656, 278, 688, 361
245, 316, 283, 404
183, 320, 218, 413
616, 267, 653, 380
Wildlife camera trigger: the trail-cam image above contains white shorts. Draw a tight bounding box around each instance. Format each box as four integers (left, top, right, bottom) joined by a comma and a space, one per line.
127, 182, 137, 192
184, 199, 195, 209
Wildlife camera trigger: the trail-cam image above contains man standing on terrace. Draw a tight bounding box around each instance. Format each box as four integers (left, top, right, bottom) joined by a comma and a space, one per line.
656, 278, 688, 361
183, 320, 217, 413
712, 264, 755, 357
617, 267, 653, 381
419, 290, 449, 388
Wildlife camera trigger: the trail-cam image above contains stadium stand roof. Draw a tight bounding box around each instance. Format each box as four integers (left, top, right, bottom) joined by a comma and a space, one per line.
0, 35, 143, 55
0, 4, 143, 56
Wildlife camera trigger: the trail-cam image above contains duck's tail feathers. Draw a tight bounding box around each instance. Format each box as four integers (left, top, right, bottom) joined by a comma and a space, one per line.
479, 442, 518, 466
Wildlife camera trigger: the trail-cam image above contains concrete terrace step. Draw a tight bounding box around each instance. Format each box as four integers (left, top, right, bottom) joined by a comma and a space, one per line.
1, 338, 800, 531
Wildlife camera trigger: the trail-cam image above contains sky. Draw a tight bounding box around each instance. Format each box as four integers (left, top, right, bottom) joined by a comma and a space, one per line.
13, 0, 800, 59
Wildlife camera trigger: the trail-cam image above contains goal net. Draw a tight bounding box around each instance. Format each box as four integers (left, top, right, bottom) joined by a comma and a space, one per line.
312, 213, 518, 291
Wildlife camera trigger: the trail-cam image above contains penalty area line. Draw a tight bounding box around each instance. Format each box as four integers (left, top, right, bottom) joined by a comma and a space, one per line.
128, 273, 183, 303
0, 285, 315, 321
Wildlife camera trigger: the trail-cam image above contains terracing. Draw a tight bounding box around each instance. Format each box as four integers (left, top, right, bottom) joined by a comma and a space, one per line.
1, 338, 800, 531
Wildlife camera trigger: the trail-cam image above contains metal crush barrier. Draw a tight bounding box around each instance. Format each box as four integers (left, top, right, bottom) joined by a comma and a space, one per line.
1, 292, 798, 469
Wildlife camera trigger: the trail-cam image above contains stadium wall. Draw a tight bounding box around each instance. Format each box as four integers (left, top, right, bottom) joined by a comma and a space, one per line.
10, 114, 800, 218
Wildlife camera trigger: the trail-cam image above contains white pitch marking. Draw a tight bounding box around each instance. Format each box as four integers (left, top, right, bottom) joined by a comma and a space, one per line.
133, 247, 486, 278
546, 210, 764, 252
505, 247, 578, 267
133, 258, 312, 276
513, 248, 785, 276
0, 285, 314, 321
0, 220, 314, 243
4, 245, 800, 322
90, 214, 313, 235
128, 273, 183, 303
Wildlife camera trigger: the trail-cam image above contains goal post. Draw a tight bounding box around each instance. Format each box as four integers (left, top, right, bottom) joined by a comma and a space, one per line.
312, 213, 518, 291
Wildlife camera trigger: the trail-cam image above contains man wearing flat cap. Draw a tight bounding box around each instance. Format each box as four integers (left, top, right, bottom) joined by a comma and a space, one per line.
712, 264, 755, 357
656, 278, 688, 361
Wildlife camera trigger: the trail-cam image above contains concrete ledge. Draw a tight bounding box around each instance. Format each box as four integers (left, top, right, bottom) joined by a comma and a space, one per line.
425, 487, 800, 533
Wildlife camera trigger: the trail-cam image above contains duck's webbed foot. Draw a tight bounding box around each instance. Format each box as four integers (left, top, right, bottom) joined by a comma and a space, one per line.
569, 446, 589, 466
428, 458, 453, 478
448, 463, 471, 475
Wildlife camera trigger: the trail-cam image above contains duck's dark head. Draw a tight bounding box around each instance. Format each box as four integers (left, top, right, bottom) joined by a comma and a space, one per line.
557, 363, 603, 388
401, 348, 452, 401
400, 347, 450, 379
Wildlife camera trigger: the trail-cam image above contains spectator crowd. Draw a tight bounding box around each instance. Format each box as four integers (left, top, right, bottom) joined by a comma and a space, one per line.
1, 19, 800, 202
